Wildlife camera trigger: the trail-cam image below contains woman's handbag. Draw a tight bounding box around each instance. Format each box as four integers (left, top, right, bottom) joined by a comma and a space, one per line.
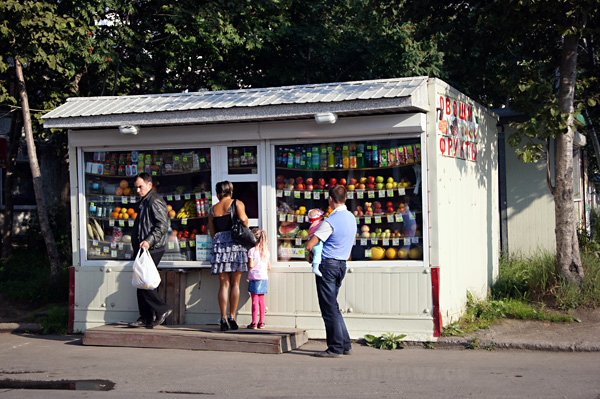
131, 248, 161, 290
231, 199, 257, 249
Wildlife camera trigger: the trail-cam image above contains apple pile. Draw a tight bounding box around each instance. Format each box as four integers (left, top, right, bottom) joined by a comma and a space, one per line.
358, 225, 402, 239
275, 174, 410, 192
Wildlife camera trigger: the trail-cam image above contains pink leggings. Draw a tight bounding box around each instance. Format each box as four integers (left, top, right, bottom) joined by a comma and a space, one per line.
251, 293, 265, 324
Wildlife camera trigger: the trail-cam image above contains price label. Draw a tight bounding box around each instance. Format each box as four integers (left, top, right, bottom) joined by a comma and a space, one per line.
175, 194, 181, 201
118, 242, 124, 250
195, 192, 202, 199
365, 249, 372, 257
356, 217, 360, 224
130, 196, 137, 203
297, 215, 305, 223
108, 196, 114, 202
108, 219, 115, 226
294, 191, 301, 199
284, 190, 291, 197
111, 250, 118, 258
383, 238, 390, 246
374, 216, 382, 224
103, 246, 110, 254
184, 193, 191, 200
304, 191, 312, 199
324, 192, 329, 200
387, 215, 394, 223
287, 214, 295, 222
182, 218, 188, 225
295, 238, 302, 246
368, 191, 375, 198
121, 196, 128, 204
119, 220, 125, 227
387, 189, 394, 197
357, 191, 364, 199
412, 237, 419, 244
361, 238, 368, 246
92, 240, 99, 246
128, 220, 134, 227
409, 212, 416, 220
371, 238, 378, 245
124, 253, 132, 260
347, 192, 354, 199
279, 213, 287, 222
404, 238, 411, 245
277, 190, 283, 197
365, 216, 372, 224
378, 190, 386, 198
167, 195, 173, 201
181, 240, 187, 248
314, 192, 321, 200
190, 240, 196, 247
392, 238, 400, 246
398, 188, 406, 196
395, 214, 403, 222
168, 242, 175, 250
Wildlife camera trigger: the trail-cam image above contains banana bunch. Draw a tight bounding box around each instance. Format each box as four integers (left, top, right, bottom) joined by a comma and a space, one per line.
87, 219, 105, 241
176, 200, 196, 218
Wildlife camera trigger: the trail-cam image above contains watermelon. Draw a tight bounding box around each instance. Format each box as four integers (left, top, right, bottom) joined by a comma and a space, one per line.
278, 223, 299, 237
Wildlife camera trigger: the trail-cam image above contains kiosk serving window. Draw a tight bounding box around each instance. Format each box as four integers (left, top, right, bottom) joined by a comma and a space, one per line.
274, 138, 423, 263
83, 149, 212, 262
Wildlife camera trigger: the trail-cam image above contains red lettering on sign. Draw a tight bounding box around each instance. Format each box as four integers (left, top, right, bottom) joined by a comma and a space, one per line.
447, 136, 453, 155
446, 98, 451, 115
460, 140, 465, 158
459, 103, 466, 121
472, 144, 477, 161
453, 101, 457, 117
439, 137, 446, 155
440, 96, 445, 114
467, 105, 473, 122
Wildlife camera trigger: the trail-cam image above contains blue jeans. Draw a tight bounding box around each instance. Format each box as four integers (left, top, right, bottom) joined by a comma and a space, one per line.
315, 259, 351, 354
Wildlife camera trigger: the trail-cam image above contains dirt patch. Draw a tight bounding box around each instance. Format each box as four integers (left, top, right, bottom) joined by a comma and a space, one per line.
0, 293, 42, 323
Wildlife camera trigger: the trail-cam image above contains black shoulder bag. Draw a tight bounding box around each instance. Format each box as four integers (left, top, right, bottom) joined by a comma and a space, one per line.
230, 199, 257, 249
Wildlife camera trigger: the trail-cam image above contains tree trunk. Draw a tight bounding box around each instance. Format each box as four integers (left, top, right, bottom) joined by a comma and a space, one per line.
1, 111, 22, 259
554, 27, 584, 284
14, 58, 62, 283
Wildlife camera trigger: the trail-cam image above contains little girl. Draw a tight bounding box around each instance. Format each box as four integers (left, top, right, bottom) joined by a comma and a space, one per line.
247, 228, 270, 329
307, 208, 324, 277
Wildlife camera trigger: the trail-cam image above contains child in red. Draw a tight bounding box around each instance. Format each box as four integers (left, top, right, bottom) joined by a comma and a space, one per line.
247, 228, 270, 329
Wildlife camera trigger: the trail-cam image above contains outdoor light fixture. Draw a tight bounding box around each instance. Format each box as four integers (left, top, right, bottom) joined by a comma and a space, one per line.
314, 112, 338, 124
119, 125, 139, 135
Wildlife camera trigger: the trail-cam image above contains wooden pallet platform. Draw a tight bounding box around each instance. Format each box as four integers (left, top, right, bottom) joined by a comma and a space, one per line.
82, 323, 308, 354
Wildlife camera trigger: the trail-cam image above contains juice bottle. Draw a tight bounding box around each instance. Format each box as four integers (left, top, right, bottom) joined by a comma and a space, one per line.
356, 143, 365, 168
327, 146, 335, 168
320, 144, 328, 169
365, 145, 372, 167
287, 148, 294, 168
335, 146, 343, 168
349, 143, 357, 168
342, 144, 350, 169
312, 146, 320, 170
294, 146, 302, 168
300, 147, 307, 169
372, 145, 379, 168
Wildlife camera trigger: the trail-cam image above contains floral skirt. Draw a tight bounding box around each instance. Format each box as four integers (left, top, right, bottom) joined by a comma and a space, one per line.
210, 230, 249, 274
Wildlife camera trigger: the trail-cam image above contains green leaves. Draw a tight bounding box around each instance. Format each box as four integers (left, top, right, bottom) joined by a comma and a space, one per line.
364, 332, 407, 350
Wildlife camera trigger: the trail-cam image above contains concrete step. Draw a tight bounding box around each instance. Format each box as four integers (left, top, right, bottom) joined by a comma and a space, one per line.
83, 323, 308, 354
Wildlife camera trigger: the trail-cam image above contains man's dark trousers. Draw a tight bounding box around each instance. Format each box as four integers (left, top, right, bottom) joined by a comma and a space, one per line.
315, 258, 351, 354
136, 249, 170, 324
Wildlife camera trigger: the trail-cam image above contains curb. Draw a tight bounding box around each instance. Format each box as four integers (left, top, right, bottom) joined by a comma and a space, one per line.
0, 323, 42, 334
434, 336, 600, 352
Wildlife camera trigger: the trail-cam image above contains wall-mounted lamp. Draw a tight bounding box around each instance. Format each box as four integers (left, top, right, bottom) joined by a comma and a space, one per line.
119, 125, 139, 135
314, 112, 338, 124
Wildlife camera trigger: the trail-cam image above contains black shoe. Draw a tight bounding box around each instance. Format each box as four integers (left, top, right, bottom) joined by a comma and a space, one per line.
312, 350, 342, 358
153, 309, 173, 326
145, 323, 154, 329
343, 349, 352, 355
228, 317, 238, 330
220, 318, 230, 331
127, 319, 145, 328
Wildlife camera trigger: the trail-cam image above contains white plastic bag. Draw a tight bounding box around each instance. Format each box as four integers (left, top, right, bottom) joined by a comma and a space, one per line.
131, 249, 161, 290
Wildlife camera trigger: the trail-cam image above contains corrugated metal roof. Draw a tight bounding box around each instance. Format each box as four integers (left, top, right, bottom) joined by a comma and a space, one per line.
43, 76, 430, 129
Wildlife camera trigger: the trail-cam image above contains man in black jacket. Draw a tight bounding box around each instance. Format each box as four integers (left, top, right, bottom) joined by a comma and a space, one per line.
128, 172, 172, 329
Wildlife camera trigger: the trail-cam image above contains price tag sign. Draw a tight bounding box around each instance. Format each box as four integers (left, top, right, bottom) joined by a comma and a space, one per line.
167, 195, 173, 201
383, 238, 390, 246
361, 238, 368, 246
304, 191, 312, 199
347, 191, 354, 199
103, 246, 110, 254
279, 213, 287, 222
404, 238, 411, 245
195, 192, 202, 199
118, 242, 124, 250
190, 240, 196, 247
111, 250, 118, 258
297, 215, 305, 223
109, 219, 115, 226
181, 218, 188, 225
184, 193, 191, 200
395, 214, 403, 222
365, 216, 372, 224
294, 191, 301, 199
175, 194, 181, 201
108, 196, 114, 202
128, 220, 134, 227
398, 188, 406, 196
314, 192, 321, 200
284, 190, 291, 197
412, 237, 419, 244
371, 238, 378, 245
378, 190, 386, 198
392, 238, 400, 246
287, 214, 295, 222
119, 220, 125, 227
277, 190, 283, 197
357, 191, 364, 199
295, 238, 302, 246
374, 216, 382, 224
121, 196, 128, 204
409, 212, 416, 220
92, 239, 99, 246
181, 240, 187, 248
168, 242, 175, 250
365, 249, 372, 257
324, 192, 329, 200
368, 191, 375, 198
356, 217, 360, 224
387, 215, 394, 223
125, 253, 132, 260
130, 196, 137, 203
387, 189, 394, 197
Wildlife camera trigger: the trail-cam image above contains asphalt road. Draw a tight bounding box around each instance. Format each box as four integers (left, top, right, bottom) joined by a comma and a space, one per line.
0, 334, 599, 399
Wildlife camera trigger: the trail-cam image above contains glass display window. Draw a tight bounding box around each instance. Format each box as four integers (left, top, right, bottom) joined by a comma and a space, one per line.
228, 146, 257, 175
83, 148, 212, 262
274, 138, 423, 263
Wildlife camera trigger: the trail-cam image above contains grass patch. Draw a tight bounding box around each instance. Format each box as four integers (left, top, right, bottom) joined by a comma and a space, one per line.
29, 305, 69, 335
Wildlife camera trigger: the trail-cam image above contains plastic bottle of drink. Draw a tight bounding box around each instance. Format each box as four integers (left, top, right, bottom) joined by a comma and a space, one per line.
312, 146, 320, 170
295, 146, 302, 168
365, 145, 372, 167
372, 145, 379, 167
342, 144, 350, 168
281, 148, 287, 167
327, 146, 335, 168
196, 199, 202, 217
320, 144, 328, 169
335, 146, 343, 168
349, 143, 357, 168
357, 143, 365, 168
287, 148, 295, 168
300, 147, 307, 169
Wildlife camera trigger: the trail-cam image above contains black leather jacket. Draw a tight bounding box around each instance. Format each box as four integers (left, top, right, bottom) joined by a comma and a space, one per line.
133, 189, 168, 251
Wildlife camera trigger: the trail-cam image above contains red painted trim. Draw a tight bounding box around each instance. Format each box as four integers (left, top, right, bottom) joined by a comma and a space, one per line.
431, 267, 442, 337
68, 266, 75, 332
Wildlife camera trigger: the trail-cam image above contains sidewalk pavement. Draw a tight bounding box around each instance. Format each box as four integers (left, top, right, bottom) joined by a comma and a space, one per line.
1, 316, 599, 352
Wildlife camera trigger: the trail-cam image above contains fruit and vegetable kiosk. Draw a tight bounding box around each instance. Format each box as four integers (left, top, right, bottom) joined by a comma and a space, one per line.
43, 76, 499, 339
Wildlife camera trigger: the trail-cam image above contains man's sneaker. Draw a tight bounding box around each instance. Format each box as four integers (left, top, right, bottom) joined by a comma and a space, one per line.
312, 350, 342, 358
